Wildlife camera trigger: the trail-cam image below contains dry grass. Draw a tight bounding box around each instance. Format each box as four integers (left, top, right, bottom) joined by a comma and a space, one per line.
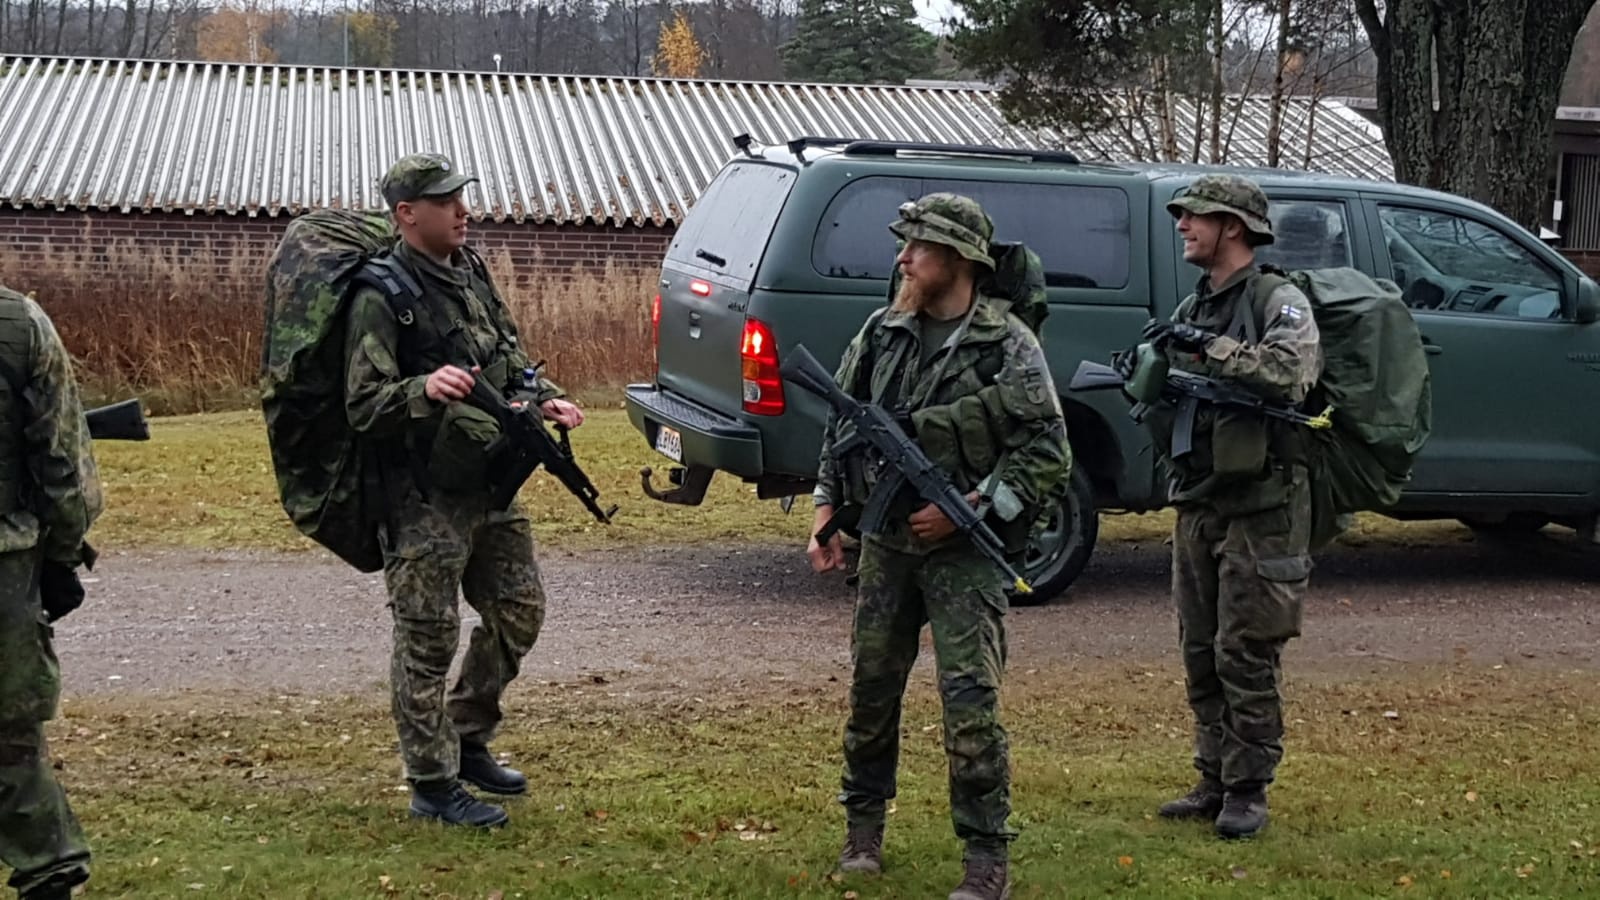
0, 238, 655, 414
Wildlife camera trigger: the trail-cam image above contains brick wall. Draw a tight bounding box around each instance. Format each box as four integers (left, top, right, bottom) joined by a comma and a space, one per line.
0, 208, 674, 283
1562, 250, 1600, 279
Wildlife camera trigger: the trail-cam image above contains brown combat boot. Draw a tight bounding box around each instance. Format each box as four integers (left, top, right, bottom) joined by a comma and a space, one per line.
948, 852, 1010, 900
1158, 778, 1225, 820
837, 825, 884, 874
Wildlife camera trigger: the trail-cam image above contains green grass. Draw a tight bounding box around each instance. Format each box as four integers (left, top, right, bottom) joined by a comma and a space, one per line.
91, 406, 1481, 554
50, 664, 1600, 898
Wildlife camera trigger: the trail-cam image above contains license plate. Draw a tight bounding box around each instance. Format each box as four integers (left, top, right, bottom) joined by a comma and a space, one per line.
654, 424, 683, 462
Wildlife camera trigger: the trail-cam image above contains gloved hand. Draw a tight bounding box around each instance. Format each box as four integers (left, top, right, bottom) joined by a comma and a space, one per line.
1143, 319, 1214, 354
1111, 348, 1137, 380
40, 560, 85, 622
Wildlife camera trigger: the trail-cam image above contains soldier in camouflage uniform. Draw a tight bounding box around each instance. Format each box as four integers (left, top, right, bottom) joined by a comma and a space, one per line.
808, 194, 1071, 900
0, 287, 101, 899
1139, 175, 1323, 839
344, 154, 586, 828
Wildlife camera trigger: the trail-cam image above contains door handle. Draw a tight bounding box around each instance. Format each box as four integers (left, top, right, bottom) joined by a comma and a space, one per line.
688, 311, 702, 325
1421, 337, 1443, 356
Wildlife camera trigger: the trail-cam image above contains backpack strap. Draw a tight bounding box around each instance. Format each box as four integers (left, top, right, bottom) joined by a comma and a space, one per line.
0, 291, 33, 398
355, 255, 425, 328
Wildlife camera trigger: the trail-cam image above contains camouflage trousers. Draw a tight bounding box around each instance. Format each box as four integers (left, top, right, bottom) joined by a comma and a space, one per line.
1171, 476, 1312, 790
840, 537, 1014, 856
380, 495, 547, 786
0, 550, 90, 898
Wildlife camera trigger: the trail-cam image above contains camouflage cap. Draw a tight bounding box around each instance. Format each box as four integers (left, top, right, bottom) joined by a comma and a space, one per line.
1167, 174, 1275, 246
380, 153, 477, 207
889, 192, 995, 271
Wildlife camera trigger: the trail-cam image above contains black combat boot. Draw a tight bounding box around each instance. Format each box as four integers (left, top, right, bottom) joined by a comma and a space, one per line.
459, 740, 528, 796
409, 780, 509, 828
19, 870, 87, 900
1214, 787, 1269, 839
837, 824, 884, 874
948, 851, 1010, 900
1158, 778, 1225, 820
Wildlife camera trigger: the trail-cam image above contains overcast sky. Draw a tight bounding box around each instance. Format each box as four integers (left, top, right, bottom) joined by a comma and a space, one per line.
911, 0, 960, 33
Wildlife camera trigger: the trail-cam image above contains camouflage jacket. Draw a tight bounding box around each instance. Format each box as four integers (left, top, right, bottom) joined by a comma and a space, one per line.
0, 288, 102, 564
1155, 263, 1323, 508
343, 242, 562, 491
813, 293, 1071, 554
1170, 265, 1322, 403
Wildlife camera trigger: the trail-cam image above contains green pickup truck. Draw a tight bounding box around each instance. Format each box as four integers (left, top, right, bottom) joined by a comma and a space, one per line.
624, 135, 1600, 602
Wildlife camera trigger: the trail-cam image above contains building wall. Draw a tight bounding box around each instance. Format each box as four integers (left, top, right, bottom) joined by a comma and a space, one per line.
0, 209, 673, 283
6, 206, 1600, 287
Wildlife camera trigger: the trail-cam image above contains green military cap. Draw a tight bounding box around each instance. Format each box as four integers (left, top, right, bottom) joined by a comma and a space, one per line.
1167, 174, 1275, 246
380, 153, 478, 207
889, 192, 996, 271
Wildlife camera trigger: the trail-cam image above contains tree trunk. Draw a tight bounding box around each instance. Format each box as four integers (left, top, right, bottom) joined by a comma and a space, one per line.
1266, 0, 1291, 167
1208, 0, 1223, 162
1358, 0, 1596, 228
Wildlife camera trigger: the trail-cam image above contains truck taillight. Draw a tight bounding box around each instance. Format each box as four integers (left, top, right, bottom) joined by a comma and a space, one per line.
740, 317, 785, 416
651, 293, 661, 379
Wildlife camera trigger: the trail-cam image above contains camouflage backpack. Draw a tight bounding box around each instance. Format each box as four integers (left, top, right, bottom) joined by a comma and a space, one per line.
1238, 265, 1433, 548
259, 210, 398, 572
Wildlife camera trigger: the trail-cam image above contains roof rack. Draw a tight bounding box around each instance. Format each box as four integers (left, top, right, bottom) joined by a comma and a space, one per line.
842, 140, 1080, 165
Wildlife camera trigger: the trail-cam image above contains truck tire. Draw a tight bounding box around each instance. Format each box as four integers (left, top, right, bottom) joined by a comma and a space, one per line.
1011, 467, 1099, 606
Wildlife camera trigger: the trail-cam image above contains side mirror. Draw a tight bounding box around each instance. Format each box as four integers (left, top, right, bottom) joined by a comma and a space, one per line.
1576, 277, 1600, 324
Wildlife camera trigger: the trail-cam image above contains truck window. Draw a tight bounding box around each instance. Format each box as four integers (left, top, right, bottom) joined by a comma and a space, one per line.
666, 162, 796, 287
1378, 205, 1564, 319
1256, 200, 1351, 270
812, 176, 1131, 289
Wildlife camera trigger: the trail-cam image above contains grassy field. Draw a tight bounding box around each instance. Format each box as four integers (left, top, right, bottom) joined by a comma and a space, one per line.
91, 407, 1478, 555
49, 665, 1600, 898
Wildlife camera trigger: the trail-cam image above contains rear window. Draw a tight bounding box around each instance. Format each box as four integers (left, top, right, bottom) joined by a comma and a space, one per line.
666, 162, 796, 286
812, 176, 1131, 288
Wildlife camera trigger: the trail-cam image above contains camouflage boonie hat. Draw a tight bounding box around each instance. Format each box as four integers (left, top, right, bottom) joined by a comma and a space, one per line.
889, 192, 996, 271
1167, 174, 1275, 246
381, 153, 477, 207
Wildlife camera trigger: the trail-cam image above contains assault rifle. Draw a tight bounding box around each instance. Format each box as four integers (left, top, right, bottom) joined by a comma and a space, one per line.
1068, 352, 1330, 458
465, 378, 618, 523
86, 399, 150, 441
780, 343, 1033, 595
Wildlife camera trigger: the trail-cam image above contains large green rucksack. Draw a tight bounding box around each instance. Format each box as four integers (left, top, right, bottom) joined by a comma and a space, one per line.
1256, 265, 1433, 547
260, 210, 398, 572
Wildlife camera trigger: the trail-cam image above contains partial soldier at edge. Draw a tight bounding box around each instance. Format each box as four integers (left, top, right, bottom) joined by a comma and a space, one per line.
0, 286, 102, 900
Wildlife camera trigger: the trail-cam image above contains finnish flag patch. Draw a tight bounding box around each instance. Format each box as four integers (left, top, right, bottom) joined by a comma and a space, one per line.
1279, 304, 1304, 321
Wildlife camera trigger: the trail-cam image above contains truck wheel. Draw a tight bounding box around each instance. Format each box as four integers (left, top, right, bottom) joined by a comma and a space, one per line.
1012, 467, 1099, 606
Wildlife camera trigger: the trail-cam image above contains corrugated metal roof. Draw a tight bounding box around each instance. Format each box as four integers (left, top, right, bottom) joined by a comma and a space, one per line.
0, 54, 1393, 226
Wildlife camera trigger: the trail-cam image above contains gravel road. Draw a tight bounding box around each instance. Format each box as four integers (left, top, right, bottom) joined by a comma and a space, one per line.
51, 530, 1600, 702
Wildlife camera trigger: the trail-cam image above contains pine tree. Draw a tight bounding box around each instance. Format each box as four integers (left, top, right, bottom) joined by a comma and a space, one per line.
782, 0, 937, 84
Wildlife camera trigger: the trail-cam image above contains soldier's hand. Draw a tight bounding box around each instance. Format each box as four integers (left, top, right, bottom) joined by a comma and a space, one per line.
1164, 323, 1215, 354
1111, 348, 1137, 380
907, 492, 979, 542
807, 505, 847, 573
540, 398, 585, 429
1140, 317, 1171, 344
40, 560, 85, 622
425, 364, 478, 401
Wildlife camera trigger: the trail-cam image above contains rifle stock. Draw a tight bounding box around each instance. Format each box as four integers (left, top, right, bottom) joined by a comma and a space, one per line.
86, 399, 149, 441
1067, 360, 1128, 393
